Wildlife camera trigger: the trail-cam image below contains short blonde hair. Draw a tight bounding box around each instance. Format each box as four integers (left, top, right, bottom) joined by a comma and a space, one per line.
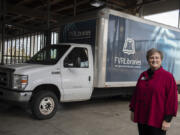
146, 48, 163, 61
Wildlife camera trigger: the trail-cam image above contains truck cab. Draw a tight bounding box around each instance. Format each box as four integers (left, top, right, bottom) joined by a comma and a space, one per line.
0, 43, 93, 119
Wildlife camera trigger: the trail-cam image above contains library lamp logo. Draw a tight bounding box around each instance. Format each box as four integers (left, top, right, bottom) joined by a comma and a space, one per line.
123, 38, 135, 55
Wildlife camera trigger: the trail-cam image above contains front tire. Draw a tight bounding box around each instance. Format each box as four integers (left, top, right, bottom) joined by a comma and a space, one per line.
31, 90, 58, 120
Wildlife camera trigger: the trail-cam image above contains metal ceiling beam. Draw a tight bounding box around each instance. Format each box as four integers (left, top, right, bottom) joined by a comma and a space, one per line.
16, 17, 35, 24
135, 0, 162, 7
57, 8, 100, 25
36, 0, 65, 9
55, 0, 89, 12
5, 21, 47, 32
6, 3, 63, 23
16, 0, 34, 6
106, 3, 126, 11
5, 15, 22, 23
108, 0, 126, 7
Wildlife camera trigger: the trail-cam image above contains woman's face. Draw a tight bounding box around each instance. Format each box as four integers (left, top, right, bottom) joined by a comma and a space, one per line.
148, 52, 162, 70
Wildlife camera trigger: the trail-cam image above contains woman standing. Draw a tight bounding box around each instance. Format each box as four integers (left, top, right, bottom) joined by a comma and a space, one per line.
130, 48, 178, 135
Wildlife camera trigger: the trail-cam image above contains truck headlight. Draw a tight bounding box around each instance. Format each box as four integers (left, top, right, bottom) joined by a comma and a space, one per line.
13, 74, 28, 90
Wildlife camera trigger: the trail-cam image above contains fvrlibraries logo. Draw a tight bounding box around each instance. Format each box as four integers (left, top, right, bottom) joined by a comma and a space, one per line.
114, 38, 141, 68
123, 38, 135, 55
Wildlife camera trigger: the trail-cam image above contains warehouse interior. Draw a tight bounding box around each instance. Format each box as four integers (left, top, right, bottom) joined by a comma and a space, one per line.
0, 0, 180, 65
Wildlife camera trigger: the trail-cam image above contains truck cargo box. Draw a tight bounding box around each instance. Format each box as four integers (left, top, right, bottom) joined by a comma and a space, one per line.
59, 8, 180, 88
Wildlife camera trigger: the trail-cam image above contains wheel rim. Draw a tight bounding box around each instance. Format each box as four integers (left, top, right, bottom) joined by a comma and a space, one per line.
39, 97, 55, 115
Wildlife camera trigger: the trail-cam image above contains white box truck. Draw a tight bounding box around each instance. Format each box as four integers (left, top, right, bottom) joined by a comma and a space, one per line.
0, 8, 180, 119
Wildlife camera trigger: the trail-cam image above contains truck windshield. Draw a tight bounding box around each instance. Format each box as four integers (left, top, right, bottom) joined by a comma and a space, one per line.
26, 45, 70, 65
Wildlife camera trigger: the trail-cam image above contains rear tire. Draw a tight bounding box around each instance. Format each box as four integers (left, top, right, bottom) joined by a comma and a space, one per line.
31, 90, 58, 120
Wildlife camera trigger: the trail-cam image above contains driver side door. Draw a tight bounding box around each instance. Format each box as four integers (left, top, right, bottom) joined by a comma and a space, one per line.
60, 47, 93, 101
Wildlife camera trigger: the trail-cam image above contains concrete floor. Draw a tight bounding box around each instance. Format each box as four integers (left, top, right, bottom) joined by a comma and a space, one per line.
0, 97, 179, 135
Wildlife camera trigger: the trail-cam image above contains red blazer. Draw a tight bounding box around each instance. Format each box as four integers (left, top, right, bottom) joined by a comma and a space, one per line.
130, 67, 178, 128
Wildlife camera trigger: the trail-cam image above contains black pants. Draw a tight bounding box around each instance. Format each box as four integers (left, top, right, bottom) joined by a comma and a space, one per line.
138, 123, 166, 135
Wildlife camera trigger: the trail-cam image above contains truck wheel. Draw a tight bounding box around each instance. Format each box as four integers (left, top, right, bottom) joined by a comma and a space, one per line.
31, 90, 58, 120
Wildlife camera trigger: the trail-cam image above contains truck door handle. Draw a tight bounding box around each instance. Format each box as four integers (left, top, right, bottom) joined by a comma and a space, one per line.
88, 76, 91, 82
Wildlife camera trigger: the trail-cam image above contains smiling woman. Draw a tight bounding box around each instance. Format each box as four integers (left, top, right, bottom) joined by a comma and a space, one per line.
146, 48, 163, 71
130, 48, 178, 135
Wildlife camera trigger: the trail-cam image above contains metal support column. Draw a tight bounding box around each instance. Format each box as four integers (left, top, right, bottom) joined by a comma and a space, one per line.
46, 0, 51, 46
137, 0, 144, 18
178, 0, 180, 28
1, 0, 5, 64
74, 0, 77, 16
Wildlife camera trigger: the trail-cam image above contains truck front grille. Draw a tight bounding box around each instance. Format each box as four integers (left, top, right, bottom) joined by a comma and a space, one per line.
0, 72, 8, 87
0, 68, 13, 89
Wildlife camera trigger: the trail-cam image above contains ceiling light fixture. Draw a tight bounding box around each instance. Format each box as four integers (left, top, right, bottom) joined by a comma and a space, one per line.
90, 0, 104, 7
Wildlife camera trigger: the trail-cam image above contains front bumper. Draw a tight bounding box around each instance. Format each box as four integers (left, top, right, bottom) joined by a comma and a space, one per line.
0, 87, 32, 103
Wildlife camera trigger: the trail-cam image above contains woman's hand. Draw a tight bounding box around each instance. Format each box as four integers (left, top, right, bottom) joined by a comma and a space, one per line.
130, 111, 134, 122
162, 120, 171, 131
